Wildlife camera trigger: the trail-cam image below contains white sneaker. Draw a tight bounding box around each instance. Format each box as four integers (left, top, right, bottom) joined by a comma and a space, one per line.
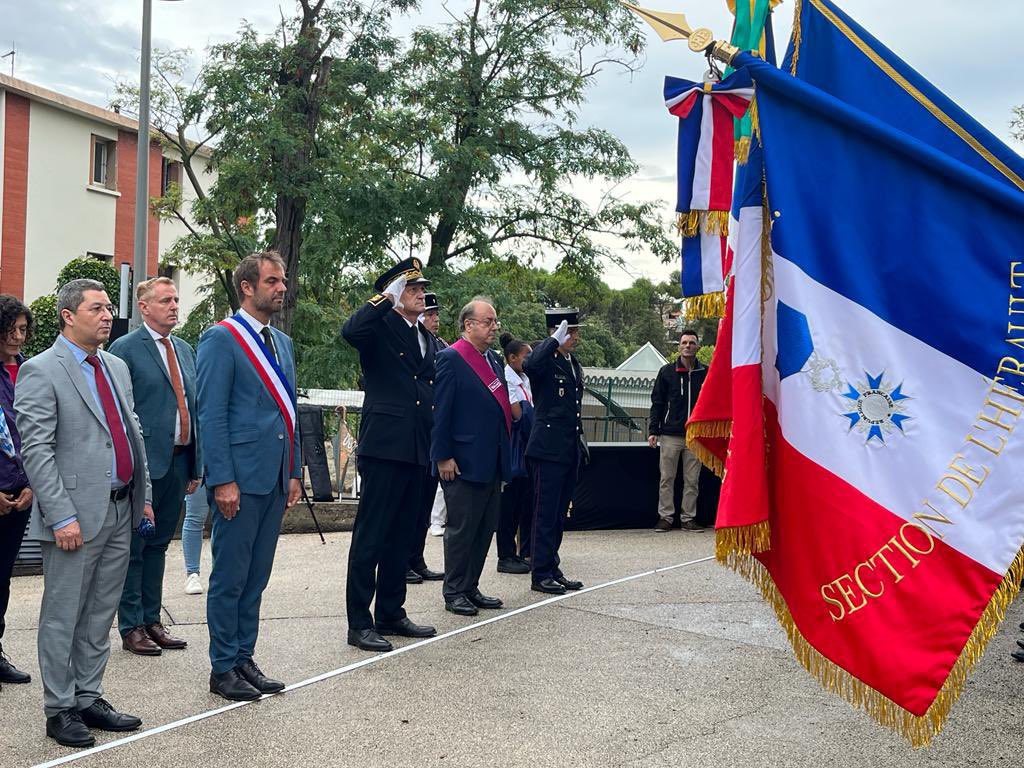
428, 524, 444, 537
184, 573, 204, 595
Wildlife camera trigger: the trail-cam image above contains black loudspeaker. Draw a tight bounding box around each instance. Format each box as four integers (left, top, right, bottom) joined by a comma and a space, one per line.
298, 404, 334, 502
109, 318, 130, 343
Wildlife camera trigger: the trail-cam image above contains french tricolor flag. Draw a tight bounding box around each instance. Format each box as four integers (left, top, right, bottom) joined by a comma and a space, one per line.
689, 51, 1024, 746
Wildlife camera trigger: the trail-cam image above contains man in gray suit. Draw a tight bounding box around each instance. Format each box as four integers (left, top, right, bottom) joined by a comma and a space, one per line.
109, 277, 201, 656
15, 279, 153, 749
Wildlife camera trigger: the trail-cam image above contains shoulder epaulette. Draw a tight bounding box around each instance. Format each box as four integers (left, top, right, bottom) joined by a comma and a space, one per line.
368, 294, 387, 307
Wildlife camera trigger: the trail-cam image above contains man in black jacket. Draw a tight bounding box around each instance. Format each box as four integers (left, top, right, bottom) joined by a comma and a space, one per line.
648, 330, 707, 532
342, 258, 438, 652
523, 308, 587, 595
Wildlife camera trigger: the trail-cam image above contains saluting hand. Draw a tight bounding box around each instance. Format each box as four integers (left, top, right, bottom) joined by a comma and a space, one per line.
438, 458, 460, 482
214, 481, 242, 520
552, 319, 570, 346
382, 274, 408, 309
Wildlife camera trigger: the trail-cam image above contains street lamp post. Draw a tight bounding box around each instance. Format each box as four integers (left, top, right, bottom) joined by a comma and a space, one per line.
130, 0, 183, 328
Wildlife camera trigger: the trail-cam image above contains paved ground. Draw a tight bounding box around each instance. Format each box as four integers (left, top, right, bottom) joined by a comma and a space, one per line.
2, 529, 1022, 767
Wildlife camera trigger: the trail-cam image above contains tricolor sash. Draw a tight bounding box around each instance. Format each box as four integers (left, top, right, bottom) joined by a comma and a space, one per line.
218, 314, 297, 465
451, 338, 512, 434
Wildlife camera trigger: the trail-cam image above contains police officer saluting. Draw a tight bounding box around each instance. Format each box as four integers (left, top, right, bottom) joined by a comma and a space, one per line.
342, 258, 438, 652
523, 308, 587, 595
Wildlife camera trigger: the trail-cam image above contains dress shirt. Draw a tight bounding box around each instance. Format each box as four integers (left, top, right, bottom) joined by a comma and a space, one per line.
53, 335, 134, 529
505, 365, 532, 406
399, 313, 428, 357
144, 323, 191, 445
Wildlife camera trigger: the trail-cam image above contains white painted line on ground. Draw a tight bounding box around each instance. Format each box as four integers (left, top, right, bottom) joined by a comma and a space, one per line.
32, 555, 714, 768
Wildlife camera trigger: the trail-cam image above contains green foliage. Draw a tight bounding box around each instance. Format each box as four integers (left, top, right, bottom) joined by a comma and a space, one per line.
56, 259, 121, 310
1012, 105, 1024, 144
24, 295, 59, 358
697, 345, 715, 366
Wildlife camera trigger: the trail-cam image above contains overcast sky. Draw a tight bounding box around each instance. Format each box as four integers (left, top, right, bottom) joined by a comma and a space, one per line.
3, 1, 1021, 288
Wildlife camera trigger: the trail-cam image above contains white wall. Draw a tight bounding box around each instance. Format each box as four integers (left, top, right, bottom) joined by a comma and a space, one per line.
23, 101, 118, 303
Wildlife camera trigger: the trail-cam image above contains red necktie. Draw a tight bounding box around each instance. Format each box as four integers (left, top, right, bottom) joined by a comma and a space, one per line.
85, 355, 134, 485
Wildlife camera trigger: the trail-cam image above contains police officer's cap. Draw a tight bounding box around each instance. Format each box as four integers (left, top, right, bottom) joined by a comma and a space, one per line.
545, 307, 583, 328
374, 257, 431, 292
423, 293, 440, 312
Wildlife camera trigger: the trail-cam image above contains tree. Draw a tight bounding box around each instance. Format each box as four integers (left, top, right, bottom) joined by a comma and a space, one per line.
1012, 104, 1024, 144
56, 259, 121, 308
390, 0, 676, 273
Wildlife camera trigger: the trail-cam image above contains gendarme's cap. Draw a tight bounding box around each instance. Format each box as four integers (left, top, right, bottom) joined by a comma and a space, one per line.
374, 257, 431, 292
545, 306, 583, 328
423, 293, 439, 312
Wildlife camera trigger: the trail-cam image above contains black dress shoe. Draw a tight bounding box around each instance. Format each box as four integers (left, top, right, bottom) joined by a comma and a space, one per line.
46, 709, 95, 748
468, 589, 503, 609
238, 659, 285, 694
78, 698, 142, 731
1019, 621, 1024, 631
555, 575, 584, 591
210, 669, 261, 701
1012, 650, 1024, 663
347, 628, 394, 652
531, 578, 567, 595
497, 557, 530, 574
445, 595, 479, 616
405, 569, 424, 584
1017, 638, 1024, 651
375, 617, 437, 638
413, 567, 444, 581
0, 649, 31, 684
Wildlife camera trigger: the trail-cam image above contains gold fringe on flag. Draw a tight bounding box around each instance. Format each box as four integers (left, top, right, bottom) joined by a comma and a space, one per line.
789, 0, 803, 76
749, 95, 760, 145
683, 291, 725, 320
684, 420, 731, 477
715, 521, 771, 557
735, 136, 751, 165
719, 538, 1024, 747
676, 210, 731, 238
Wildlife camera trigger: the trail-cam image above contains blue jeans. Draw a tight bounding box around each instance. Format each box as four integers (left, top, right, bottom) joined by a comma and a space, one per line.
182, 482, 210, 576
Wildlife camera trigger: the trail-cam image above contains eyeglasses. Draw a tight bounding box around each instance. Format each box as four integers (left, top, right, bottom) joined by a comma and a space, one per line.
469, 318, 501, 328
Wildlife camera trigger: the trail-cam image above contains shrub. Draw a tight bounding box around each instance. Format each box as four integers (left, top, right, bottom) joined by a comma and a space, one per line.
56, 258, 122, 309
23, 294, 59, 358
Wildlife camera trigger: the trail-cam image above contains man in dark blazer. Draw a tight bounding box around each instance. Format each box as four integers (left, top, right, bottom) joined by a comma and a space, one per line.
523, 308, 588, 595
16, 279, 153, 747
342, 257, 437, 652
431, 298, 513, 616
197, 252, 302, 701
109, 277, 201, 656
406, 292, 445, 584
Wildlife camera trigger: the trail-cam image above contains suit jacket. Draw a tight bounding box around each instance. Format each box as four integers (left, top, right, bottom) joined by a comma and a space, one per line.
196, 320, 301, 496
15, 339, 152, 543
430, 345, 513, 484
107, 326, 202, 481
523, 335, 588, 464
342, 298, 435, 466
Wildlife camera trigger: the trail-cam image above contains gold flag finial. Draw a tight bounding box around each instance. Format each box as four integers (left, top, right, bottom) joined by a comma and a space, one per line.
619, 2, 741, 65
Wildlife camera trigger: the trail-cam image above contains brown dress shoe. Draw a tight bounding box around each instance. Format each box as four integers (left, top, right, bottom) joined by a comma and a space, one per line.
122, 627, 161, 656
145, 623, 188, 650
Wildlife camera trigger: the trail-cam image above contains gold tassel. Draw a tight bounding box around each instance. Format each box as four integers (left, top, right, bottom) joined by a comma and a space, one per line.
683, 292, 725, 320
735, 136, 751, 165
703, 209, 730, 237
749, 96, 760, 145
720, 541, 1024, 747
676, 210, 701, 238
789, 0, 803, 76
685, 420, 731, 477
715, 521, 771, 557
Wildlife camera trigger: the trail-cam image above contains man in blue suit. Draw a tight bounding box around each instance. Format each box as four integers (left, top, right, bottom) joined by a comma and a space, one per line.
197, 252, 301, 701
432, 298, 513, 616
109, 277, 201, 657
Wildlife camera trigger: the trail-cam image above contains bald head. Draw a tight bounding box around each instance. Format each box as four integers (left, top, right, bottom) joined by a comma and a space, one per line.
459, 298, 498, 352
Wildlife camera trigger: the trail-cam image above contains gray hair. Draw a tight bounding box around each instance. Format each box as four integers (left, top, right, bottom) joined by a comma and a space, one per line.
458, 296, 494, 332
57, 279, 106, 329
233, 251, 286, 300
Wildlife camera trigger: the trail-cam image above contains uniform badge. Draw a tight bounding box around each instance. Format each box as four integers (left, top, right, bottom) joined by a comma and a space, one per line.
841, 371, 912, 444
558, 387, 565, 398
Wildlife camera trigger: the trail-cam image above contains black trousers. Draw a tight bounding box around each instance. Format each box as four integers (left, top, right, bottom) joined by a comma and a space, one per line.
0, 501, 30, 640
346, 456, 423, 631
496, 476, 533, 560
441, 477, 501, 602
528, 458, 575, 582
408, 470, 439, 572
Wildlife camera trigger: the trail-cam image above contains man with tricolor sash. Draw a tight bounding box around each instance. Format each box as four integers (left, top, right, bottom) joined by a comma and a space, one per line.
197, 251, 302, 701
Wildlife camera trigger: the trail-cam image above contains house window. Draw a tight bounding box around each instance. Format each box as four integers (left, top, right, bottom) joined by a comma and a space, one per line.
161, 157, 183, 195
91, 136, 117, 189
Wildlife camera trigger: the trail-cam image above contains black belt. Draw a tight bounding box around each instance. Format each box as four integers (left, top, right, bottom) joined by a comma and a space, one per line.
110, 485, 131, 502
